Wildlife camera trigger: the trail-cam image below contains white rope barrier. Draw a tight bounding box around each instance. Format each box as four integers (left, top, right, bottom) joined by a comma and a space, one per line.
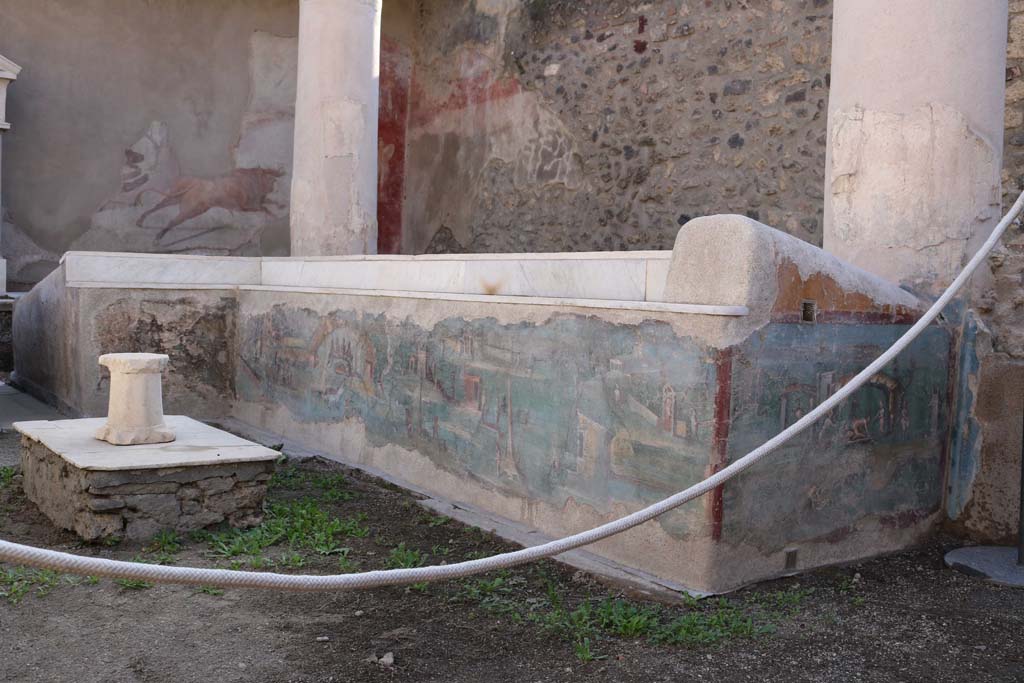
3, 190, 1023, 591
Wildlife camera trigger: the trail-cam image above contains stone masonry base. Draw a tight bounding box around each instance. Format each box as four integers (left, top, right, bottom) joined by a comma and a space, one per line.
20, 437, 275, 541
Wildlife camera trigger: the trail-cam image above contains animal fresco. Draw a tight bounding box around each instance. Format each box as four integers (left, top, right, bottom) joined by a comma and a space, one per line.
237, 308, 718, 521
135, 167, 285, 241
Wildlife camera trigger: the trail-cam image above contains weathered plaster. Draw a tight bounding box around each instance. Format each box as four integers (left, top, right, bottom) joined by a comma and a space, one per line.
827, 105, 1002, 293
0, 0, 299, 273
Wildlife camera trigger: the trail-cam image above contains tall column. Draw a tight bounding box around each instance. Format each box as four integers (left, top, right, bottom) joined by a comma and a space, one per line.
0, 55, 21, 295
824, 0, 1008, 294
290, 0, 381, 256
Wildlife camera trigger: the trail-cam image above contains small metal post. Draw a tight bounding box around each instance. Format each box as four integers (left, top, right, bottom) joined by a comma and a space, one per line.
1019, 405, 1024, 566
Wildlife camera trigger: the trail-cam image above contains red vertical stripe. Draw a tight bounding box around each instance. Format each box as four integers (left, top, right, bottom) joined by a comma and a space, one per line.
709, 348, 733, 541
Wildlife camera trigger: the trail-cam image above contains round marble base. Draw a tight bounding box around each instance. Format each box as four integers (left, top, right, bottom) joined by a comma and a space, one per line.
944, 546, 1024, 588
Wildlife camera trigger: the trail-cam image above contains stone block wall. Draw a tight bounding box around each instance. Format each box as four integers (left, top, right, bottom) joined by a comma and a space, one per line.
406, 0, 832, 254
961, 0, 1024, 542
20, 437, 273, 541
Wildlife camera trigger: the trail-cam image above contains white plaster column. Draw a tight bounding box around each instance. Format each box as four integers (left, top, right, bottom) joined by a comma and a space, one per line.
290, 0, 382, 256
824, 0, 1008, 293
95, 353, 176, 446
0, 55, 21, 295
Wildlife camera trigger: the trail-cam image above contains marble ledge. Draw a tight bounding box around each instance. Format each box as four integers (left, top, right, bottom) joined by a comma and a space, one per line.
13, 416, 280, 471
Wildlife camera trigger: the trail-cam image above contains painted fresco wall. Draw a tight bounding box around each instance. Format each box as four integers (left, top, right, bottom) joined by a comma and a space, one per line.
725, 323, 951, 553
228, 298, 952, 587
0, 0, 413, 288
0, 0, 298, 286
236, 307, 717, 519
12, 247, 955, 590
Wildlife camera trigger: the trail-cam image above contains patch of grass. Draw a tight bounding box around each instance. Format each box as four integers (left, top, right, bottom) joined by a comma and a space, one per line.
205, 500, 368, 560
0, 466, 15, 489
420, 514, 451, 527
269, 467, 356, 502
0, 567, 65, 604
133, 552, 176, 566
337, 548, 358, 573
336, 514, 370, 538
115, 578, 153, 591
456, 571, 527, 618
573, 636, 605, 663
386, 543, 426, 569
743, 585, 812, 621
596, 598, 661, 638
651, 598, 767, 647
148, 530, 181, 554
279, 551, 307, 569
460, 572, 514, 601
534, 601, 597, 642
268, 464, 308, 491
189, 529, 215, 543
198, 586, 224, 596
248, 555, 274, 570
311, 473, 356, 503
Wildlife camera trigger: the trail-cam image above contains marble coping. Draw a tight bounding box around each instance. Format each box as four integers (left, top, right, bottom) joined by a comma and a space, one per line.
60, 250, 682, 305
13, 416, 280, 471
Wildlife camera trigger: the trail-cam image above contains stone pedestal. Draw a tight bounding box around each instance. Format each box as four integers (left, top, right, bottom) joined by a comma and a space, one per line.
95, 352, 175, 445
290, 0, 382, 256
15, 416, 278, 541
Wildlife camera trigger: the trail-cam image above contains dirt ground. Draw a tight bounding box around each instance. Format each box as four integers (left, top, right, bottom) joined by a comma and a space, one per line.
1, 430, 1023, 683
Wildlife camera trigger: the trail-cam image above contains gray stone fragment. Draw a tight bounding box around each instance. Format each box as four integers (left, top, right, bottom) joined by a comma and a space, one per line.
125, 517, 163, 541
197, 476, 235, 495
87, 497, 126, 512
87, 481, 180, 496
123, 493, 181, 525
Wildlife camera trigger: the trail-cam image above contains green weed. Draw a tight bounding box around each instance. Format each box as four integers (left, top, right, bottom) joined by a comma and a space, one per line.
269, 467, 356, 502
116, 579, 153, 591
148, 529, 181, 554
421, 514, 451, 527
0, 466, 15, 489
596, 598, 661, 638
337, 548, 358, 572
651, 598, 764, 646
279, 552, 307, 569
205, 500, 367, 559
0, 567, 66, 604
573, 636, 604, 663
385, 543, 426, 569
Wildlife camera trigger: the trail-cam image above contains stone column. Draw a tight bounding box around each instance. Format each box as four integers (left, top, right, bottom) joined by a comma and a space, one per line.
0, 55, 21, 295
823, 0, 1008, 293
289, 0, 382, 256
